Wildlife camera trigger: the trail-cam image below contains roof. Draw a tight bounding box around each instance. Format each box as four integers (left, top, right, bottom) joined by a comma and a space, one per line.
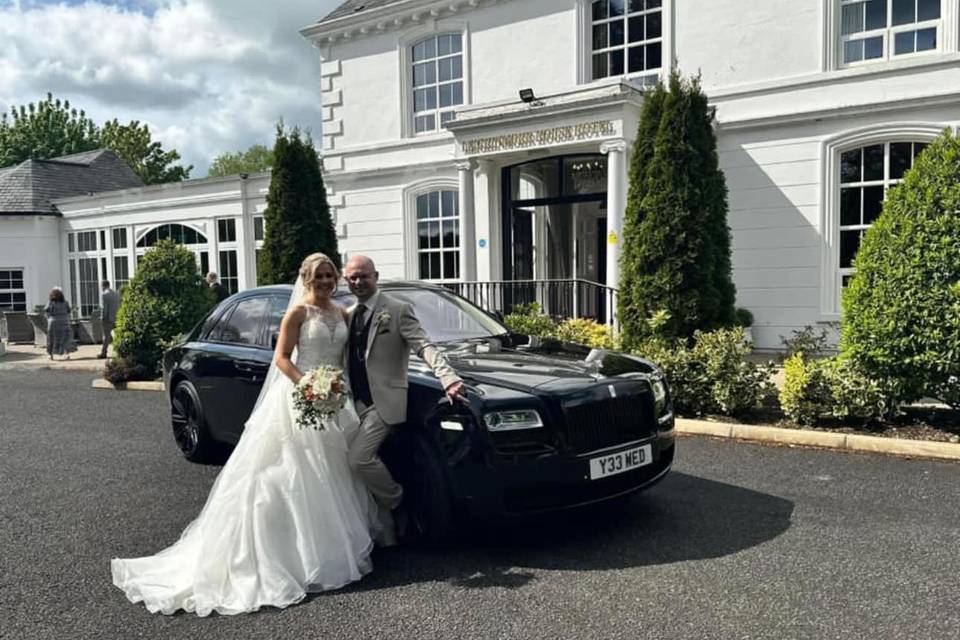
318, 0, 405, 24
0, 149, 144, 216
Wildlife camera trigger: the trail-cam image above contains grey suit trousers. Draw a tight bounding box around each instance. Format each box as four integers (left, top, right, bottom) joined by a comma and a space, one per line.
349, 402, 403, 510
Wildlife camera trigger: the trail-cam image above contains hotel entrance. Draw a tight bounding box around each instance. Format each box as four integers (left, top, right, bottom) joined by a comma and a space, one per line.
501, 154, 611, 322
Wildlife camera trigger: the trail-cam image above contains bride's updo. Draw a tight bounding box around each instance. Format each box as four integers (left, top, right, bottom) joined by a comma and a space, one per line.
300, 252, 340, 292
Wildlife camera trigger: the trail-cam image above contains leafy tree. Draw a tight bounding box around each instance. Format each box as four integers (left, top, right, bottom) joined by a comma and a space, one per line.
0, 94, 191, 184
840, 129, 960, 408
110, 239, 214, 380
100, 119, 191, 184
0, 93, 99, 166
258, 125, 339, 285
618, 72, 736, 346
207, 144, 274, 178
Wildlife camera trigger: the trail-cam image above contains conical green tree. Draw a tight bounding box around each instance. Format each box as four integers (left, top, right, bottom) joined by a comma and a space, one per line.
618, 72, 736, 346
840, 129, 960, 408
258, 126, 339, 285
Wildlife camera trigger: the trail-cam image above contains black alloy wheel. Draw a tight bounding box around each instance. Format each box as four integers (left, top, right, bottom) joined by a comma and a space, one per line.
171, 380, 219, 464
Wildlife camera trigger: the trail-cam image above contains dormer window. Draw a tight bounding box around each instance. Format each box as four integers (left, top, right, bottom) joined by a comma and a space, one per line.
590, 0, 662, 81
412, 34, 464, 134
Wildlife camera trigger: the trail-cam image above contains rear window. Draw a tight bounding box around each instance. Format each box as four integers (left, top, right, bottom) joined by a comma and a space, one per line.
215, 297, 269, 346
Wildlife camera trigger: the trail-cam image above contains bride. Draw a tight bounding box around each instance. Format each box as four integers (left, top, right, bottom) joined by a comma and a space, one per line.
112, 252, 388, 616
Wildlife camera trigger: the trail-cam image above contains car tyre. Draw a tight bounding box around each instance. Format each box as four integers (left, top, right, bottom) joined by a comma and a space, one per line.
404, 434, 455, 547
171, 380, 221, 464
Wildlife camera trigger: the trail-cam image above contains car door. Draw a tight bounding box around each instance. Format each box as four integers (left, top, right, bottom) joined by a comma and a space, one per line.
204, 295, 271, 442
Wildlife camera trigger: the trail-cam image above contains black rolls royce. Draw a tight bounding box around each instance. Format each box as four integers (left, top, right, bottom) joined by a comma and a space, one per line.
162, 282, 675, 542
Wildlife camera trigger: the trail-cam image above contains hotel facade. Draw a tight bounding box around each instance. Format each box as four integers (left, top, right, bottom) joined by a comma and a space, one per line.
2, 0, 958, 351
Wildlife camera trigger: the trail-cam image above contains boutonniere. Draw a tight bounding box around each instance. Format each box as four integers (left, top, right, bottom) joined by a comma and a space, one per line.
376, 311, 391, 334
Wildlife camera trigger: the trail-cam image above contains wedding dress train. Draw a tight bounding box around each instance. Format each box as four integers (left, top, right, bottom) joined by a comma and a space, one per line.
112, 305, 384, 616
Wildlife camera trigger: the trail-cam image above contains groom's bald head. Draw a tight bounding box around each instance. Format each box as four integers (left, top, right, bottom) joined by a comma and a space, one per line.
344, 255, 379, 300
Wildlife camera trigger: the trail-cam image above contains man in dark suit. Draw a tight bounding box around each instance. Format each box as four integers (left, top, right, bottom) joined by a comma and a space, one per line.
206, 272, 228, 302
98, 281, 120, 359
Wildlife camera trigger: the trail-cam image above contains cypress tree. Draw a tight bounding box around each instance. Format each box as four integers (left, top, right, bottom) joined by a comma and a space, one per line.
618, 72, 736, 345
258, 126, 339, 285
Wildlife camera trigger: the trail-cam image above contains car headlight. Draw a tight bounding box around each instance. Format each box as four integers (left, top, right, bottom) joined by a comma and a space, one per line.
483, 410, 543, 432
651, 377, 668, 416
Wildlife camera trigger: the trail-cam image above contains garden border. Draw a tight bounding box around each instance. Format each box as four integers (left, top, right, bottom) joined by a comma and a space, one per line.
676, 418, 960, 462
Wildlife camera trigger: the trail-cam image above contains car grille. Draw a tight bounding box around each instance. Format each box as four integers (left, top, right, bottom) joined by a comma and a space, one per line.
563, 393, 656, 454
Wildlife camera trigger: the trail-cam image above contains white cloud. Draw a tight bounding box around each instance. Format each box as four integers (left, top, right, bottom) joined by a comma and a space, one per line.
0, 0, 341, 174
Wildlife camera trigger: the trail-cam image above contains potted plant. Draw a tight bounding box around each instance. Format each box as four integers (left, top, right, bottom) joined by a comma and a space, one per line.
77, 307, 104, 344
735, 307, 754, 344
28, 305, 47, 348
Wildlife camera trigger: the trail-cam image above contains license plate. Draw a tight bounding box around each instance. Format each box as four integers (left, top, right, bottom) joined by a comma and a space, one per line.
589, 444, 653, 480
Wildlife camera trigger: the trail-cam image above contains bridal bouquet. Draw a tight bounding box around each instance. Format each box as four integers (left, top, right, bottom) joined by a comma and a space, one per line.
292, 366, 349, 430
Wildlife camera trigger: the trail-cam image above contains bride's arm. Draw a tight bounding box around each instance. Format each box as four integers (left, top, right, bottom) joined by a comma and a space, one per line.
275, 305, 307, 384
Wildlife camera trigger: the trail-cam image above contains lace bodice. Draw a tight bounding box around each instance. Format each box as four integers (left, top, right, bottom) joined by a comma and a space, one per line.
296, 304, 348, 371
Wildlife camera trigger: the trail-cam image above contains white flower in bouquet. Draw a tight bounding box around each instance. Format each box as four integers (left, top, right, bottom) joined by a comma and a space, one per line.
292, 365, 349, 430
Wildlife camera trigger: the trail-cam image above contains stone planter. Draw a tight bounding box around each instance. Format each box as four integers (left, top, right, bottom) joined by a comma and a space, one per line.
75, 317, 103, 344
1, 311, 32, 343
28, 312, 47, 348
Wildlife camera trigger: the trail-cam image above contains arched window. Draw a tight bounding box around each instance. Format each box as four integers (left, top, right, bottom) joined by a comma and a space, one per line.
820, 124, 942, 316
135, 223, 207, 247
414, 190, 460, 281
411, 34, 464, 134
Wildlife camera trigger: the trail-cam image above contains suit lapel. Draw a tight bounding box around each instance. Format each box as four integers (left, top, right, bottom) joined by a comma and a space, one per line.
365, 295, 385, 359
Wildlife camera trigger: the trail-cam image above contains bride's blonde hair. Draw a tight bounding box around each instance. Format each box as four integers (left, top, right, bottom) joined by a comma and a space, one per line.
299, 252, 340, 292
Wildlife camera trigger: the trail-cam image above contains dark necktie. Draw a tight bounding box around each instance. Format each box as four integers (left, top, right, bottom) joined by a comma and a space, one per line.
351, 304, 367, 358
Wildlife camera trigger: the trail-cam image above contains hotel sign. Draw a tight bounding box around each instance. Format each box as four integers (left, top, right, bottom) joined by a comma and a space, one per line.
460, 120, 616, 155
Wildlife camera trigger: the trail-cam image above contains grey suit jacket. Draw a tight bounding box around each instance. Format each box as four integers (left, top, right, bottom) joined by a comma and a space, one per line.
348, 292, 461, 425
101, 290, 120, 325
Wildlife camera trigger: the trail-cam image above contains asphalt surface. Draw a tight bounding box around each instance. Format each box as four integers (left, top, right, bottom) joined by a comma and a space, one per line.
1, 369, 959, 640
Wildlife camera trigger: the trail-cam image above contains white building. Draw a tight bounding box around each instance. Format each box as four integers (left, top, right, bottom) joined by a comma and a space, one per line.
300, 0, 960, 350
0, 148, 270, 319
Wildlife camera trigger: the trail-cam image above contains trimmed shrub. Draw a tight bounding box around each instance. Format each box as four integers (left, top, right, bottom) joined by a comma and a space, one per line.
111, 239, 214, 380
840, 129, 960, 408
637, 327, 774, 417
503, 303, 556, 338
618, 72, 736, 347
780, 324, 832, 361
734, 307, 753, 328
258, 125, 338, 285
780, 354, 887, 425
553, 318, 618, 349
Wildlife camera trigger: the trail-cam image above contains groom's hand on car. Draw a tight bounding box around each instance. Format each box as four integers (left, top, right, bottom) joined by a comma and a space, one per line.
445, 381, 467, 404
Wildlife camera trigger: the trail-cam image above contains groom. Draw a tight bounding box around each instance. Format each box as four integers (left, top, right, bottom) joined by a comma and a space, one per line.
343, 255, 464, 535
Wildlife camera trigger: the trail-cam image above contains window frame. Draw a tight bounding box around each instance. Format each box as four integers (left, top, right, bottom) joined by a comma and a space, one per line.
825, 0, 957, 70
398, 21, 471, 139
819, 123, 944, 318
0, 267, 27, 312
577, 0, 672, 85
403, 178, 461, 282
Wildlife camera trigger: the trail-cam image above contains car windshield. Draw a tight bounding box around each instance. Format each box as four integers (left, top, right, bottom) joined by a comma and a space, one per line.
383, 288, 508, 342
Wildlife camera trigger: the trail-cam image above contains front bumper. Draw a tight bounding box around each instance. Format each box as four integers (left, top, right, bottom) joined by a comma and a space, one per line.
451, 427, 676, 517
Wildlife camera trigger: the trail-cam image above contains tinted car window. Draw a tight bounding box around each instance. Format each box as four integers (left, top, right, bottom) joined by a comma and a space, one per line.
262, 297, 287, 349
203, 302, 236, 342
387, 288, 506, 341
218, 297, 269, 346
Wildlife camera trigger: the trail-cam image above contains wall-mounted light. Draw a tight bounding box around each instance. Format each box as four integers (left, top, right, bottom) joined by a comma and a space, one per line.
519, 88, 544, 106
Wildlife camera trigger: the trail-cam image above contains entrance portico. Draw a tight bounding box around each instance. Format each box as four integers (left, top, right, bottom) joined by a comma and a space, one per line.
446, 80, 642, 323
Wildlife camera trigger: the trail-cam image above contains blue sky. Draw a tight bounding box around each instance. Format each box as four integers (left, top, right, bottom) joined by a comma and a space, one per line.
0, 0, 342, 174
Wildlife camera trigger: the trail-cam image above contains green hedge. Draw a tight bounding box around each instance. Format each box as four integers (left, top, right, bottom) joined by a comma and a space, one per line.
111, 239, 214, 380
780, 354, 887, 425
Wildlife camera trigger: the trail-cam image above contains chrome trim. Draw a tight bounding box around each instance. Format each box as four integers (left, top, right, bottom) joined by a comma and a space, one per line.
574, 436, 656, 458
658, 412, 674, 425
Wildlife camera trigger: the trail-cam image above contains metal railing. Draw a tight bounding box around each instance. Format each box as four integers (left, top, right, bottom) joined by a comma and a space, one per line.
444, 279, 619, 327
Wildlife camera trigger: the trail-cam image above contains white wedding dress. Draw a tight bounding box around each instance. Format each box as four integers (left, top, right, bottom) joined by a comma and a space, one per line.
112, 305, 386, 616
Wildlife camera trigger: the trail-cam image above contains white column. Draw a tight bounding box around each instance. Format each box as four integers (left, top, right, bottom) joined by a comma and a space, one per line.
473, 159, 495, 282
456, 160, 477, 282
600, 139, 628, 324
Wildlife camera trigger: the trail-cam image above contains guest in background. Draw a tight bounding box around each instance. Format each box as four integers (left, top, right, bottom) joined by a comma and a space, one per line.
45, 287, 76, 360
98, 280, 120, 359
206, 272, 228, 303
